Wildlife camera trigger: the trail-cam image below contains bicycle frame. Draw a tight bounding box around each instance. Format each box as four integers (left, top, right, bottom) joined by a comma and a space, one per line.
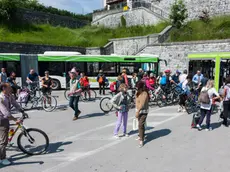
8, 122, 26, 143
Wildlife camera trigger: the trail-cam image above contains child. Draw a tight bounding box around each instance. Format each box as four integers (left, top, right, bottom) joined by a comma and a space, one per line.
111, 84, 131, 138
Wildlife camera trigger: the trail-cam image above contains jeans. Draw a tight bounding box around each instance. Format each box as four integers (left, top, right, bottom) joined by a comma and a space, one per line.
223, 100, 230, 123
0, 118, 9, 160
198, 108, 212, 128
138, 113, 148, 141
114, 111, 128, 135
69, 96, 80, 117
99, 83, 105, 95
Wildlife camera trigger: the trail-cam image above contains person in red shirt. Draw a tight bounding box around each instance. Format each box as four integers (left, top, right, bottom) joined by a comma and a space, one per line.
80, 72, 91, 100
149, 73, 156, 88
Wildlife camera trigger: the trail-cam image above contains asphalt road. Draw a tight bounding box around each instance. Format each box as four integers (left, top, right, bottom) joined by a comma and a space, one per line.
1, 91, 229, 172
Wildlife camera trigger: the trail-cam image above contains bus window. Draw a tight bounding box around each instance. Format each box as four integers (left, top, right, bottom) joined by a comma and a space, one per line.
100, 63, 118, 76
6, 61, 21, 77
87, 62, 99, 76
67, 62, 85, 73
38, 62, 65, 76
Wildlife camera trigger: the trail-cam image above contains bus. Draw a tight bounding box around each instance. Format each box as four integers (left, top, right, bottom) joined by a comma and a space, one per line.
0, 53, 161, 89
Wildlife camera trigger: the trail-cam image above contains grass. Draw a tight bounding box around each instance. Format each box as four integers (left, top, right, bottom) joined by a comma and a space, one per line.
170, 15, 230, 42
0, 22, 169, 47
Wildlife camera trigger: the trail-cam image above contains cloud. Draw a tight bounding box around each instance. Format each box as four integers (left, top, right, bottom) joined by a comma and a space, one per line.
38, 0, 103, 14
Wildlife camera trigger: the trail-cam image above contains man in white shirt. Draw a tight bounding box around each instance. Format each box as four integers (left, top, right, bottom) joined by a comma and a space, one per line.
179, 69, 188, 83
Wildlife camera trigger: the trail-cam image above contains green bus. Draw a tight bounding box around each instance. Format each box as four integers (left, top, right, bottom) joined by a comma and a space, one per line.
188, 52, 230, 90
0, 52, 161, 89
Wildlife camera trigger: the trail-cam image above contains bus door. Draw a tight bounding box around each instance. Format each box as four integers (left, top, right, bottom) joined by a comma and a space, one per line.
189, 60, 215, 79
220, 59, 230, 86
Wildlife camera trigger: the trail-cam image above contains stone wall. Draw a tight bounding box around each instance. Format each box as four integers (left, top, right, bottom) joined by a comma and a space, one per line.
155, 0, 230, 20
0, 42, 86, 54
138, 39, 230, 73
17, 8, 88, 28
92, 7, 163, 28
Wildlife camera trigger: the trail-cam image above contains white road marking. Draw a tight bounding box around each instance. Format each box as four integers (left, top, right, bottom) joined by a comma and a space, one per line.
42, 112, 184, 172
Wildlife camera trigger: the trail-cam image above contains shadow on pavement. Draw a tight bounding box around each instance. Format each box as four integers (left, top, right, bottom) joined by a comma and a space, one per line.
145, 129, 171, 145
0, 141, 72, 169
211, 121, 222, 130
128, 126, 154, 136
78, 113, 105, 119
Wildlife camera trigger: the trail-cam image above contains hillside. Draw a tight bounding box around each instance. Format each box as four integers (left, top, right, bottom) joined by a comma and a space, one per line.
0, 22, 168, 47
170, 15, 230, 42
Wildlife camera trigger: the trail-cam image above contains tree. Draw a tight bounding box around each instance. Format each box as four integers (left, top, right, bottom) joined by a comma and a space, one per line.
169, 0, 188, 29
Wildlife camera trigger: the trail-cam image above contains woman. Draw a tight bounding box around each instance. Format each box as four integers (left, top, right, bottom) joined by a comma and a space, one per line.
222, 76, 230, 127
41, 71, 53, 95
68, 72, 82, 121
121, 69, 129, 87
197, 80, 220, 131
80, 72, 91, 100
178, 74, 193, 112
111, 84, 131, 138
0, 83, 26, 165
136, 81, 149, 147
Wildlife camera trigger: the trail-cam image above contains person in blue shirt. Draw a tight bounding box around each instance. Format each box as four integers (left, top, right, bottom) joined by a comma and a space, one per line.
192, 70, 204, 86
26, 69, 40, 90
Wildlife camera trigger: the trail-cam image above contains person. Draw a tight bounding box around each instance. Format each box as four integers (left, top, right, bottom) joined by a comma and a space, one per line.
26, 69, 40, 90
68, 72, 82, 121
172, 70, 181, 84
41, 71, 53, 95
135, 81, 149, 148
97, 70, 106, 95
196, 80, 220, 131
142, 73, 154, 91
79, 72, 91, 100
116, 75, 123, 93
6, 72, 20, 97
121, 69, 129, 87
0, 83, 27, 166
131, 73, 137, 89
149, 73, 156, 88
192, 70, 204, 86
201, 73, 209, 88
137, 68, 144, 82
160, 70, 174, 94
156, 72, 163, 85
179, 69, 188, 83
178, 74, 193, 112
222, 76, 230, 127
0, 68, 7, 83
111, 84, 131, 138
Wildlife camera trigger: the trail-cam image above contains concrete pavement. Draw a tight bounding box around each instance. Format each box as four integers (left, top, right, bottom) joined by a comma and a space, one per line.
1, 91, 229, 172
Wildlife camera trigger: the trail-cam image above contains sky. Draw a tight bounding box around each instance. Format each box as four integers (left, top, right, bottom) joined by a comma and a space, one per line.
38, 0, 104, 14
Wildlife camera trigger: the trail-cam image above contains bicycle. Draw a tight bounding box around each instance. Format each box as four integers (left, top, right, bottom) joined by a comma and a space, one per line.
18, 91, 58, 112
27, 81, 41, 98
65, 87, 97, 102
7, 113, 49, 155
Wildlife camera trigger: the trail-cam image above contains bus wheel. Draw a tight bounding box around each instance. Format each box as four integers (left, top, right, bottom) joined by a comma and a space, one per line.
52, 80, 60, 90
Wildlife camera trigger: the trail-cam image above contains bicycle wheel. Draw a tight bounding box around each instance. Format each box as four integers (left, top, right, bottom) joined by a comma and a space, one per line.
81, 89, 97, 101
100, 97, 113, 113
64, 90, 70, 101
184, 100, 194, 114
17, 128, 49, 155
156, 94, 167, 108
42, 95, 57, 112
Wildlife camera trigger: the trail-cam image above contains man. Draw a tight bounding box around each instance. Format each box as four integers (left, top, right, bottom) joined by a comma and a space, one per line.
137, 68, 144, 82
172, 70, 181, 84
192, 70, 204, 86
6, 72, 20, 97
97, 70, 106, 95
26, 69, 40, 90
179, 69, 188, 83
68, 72, 82, 121
0, 68, 7, 83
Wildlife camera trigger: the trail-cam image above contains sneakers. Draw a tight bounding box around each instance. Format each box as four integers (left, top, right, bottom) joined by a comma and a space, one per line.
139, 141, 144, 148
114, 135, 119, 139
77, 111, 81, 117
0, 159, 11, 166
122, 133, 129, 137
182, 109, 186, 112
196, 124, 202, 131
205, 127, 212, 131
73, 116, 78, 121
177, 107, 182, 112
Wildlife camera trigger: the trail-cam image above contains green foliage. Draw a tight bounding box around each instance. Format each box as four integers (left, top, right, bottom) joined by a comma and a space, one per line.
120, 15, 127, 27
0, 22, 169, 47
0, 0, 92, 22
169, 0, 188, 29
169, 15, 230, 42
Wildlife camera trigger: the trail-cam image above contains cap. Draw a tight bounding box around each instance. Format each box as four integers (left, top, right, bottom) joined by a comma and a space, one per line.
164, 69, 171, 73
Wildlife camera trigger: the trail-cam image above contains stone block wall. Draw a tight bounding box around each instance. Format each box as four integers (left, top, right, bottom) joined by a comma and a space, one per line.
138, 39, 230, 73
17, 8, 89, 28
92, 7, 163, 28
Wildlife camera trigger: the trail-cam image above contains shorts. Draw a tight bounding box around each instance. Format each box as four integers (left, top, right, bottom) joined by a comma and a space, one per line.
81, 86, 89, 91
42, 88, 52, 95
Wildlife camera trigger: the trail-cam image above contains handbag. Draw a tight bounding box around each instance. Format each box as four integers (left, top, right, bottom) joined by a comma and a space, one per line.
132, 118, 138, 130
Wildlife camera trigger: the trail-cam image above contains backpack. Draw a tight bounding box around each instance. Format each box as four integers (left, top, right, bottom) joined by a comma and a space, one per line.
160, 76, 167, 85
98, 76, 104, 84
198, 88, 210, 104
110, 82, 116, 92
